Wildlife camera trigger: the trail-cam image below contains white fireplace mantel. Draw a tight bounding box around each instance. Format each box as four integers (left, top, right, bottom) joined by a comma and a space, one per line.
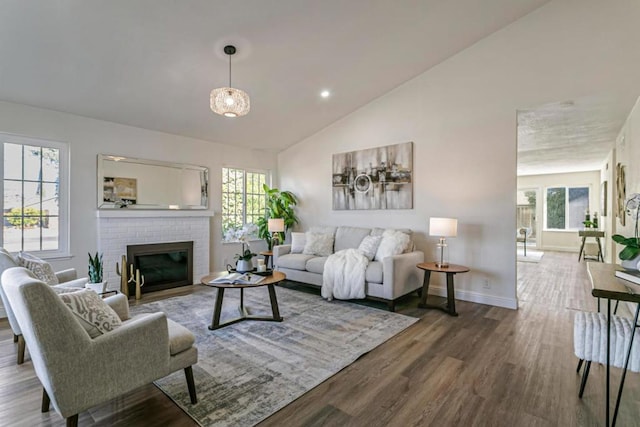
97, 212, 211, 292
96, 210, 215, 219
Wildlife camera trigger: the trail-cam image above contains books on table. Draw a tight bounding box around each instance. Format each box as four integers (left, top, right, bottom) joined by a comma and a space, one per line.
209, 272, 266, 285
615, 269, 640, 285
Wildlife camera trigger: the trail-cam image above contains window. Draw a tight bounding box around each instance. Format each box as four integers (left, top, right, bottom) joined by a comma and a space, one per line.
0, 133, 69, 256
545, 186, 589, 230
221, 167, 267, 240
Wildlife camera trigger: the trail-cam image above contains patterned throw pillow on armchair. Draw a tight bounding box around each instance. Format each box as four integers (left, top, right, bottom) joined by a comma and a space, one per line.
17, 251, 60, 285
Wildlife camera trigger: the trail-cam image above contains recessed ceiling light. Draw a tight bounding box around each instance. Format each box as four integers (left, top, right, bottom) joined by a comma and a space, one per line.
320, 90, 330, 98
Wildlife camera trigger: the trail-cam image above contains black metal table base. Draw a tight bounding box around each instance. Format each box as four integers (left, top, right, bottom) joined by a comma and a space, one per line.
418, 270, 458, 316
209, 284, 283, 330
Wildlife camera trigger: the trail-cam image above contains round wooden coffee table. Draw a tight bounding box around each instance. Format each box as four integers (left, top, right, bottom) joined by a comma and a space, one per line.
201, 271, 286, 330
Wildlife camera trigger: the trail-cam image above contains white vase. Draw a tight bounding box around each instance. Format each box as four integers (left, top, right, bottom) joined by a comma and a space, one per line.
85, 281, 107, 294
620, 256, 640, 270
236, 260, 253, 273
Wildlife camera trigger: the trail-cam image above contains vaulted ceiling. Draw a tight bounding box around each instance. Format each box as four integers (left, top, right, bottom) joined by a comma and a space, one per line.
4, 1, 633, 176
0, 0, 549, 152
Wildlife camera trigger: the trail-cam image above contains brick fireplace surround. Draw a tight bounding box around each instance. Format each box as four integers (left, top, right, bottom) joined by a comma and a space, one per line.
97, 211, 211, 292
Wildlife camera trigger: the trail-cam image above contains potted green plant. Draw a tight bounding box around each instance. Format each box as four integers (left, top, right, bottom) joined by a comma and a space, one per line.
256, 184, 299, 250
612, 193, 640, 269
87, 252, 107, 293
235, 246, 257, 273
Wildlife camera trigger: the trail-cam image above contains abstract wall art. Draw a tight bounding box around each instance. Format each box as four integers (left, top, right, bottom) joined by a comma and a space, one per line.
332, 142, 413, 210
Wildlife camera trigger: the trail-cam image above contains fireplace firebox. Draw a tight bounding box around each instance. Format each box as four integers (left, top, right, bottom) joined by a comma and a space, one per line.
127, 241, 193, 294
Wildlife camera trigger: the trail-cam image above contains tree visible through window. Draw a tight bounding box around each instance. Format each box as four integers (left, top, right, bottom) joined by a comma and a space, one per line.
546, 186, 589, 230
1, 135, 69, 255
221, 167, 267, 240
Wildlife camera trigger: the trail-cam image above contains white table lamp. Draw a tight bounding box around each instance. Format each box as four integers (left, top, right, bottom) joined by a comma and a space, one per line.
429, 217, 458, 268
268, 218, 285, 247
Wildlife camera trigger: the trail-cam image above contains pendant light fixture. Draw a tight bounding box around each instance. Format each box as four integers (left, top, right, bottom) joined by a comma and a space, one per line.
210, 45, 250, 118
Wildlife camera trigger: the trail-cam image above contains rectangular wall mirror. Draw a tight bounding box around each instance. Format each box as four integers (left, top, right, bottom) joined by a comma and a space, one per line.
97, 154, 209, 210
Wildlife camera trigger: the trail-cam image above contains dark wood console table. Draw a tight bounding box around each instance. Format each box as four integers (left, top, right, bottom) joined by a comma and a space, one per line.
586, 262, 640, 426
579, 229, 605, 262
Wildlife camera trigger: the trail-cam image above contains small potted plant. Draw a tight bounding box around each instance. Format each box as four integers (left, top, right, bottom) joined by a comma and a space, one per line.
87, 252, 107, 293
235, 246, 256, 273
613, 193, 640, 269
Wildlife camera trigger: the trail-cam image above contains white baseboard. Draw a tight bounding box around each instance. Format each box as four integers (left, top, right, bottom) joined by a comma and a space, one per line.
538, 245, 578, 253
428, 286, 518, 310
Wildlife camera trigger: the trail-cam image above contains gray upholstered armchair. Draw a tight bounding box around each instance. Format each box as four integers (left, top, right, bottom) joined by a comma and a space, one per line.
1, 267, 198, 427
0, 248, 88, 364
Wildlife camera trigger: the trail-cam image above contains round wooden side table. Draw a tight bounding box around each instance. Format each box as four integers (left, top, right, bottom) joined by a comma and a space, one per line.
259, 250, 273, 269
417, 262, 470, 316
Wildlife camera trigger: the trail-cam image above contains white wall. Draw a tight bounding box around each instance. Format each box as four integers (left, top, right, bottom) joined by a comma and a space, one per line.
601, 149, 617, 263
518, 171, 601, 253
0, 100, 277, 277
615, 97, 640, 259
277, 0, 640, 309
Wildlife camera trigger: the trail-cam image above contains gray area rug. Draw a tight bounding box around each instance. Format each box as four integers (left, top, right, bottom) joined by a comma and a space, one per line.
131, 285, 418, 427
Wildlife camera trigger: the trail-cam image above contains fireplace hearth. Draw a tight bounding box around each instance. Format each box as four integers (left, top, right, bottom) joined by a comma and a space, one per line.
127, 241, 194, 294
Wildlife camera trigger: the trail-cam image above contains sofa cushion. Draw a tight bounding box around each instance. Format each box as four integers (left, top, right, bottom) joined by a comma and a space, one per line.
58, 289, 122, 338
358, 235, 382, 261
278, 253, 316, 270
309, 226, 337, 236
371, 227, 412, 237
365, 261, 383, 283
334, 226, 372, 252
306, 256, 328, 274
17, 252, 59, 285
167, 318, 195, 356
374, 229, 411, 261
291, 232, 306, 254
303, 232, 334, 256
371, 228, 414, 252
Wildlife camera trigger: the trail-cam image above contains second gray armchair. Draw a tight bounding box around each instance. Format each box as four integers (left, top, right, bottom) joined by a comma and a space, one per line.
1, 267, 198, 427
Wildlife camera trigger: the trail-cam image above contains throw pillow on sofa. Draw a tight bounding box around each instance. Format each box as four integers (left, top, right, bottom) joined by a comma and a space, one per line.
17, 251, 59, 285
303, 232, 334, 257
358, 235, 383, 261
374, 229, 411, 261
290, 232, 307, 253
58, 289, 122, 338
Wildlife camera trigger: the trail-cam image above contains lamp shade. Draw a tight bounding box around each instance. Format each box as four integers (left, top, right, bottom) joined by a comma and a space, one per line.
268, 218, 285, 233
210, 87, 250, 118
429, 217, 457, 237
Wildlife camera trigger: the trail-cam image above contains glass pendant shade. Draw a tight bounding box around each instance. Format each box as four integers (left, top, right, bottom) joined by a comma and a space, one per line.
210, 87, 250, 117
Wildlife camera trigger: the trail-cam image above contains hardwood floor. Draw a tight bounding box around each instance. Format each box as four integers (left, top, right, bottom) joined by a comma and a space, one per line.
0, 252, 638, 426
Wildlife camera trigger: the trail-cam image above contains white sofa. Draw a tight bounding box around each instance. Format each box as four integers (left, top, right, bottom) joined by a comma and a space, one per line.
272, 226, 424, 311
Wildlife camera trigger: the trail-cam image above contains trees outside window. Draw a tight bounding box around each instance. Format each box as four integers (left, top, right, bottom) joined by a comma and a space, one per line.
545, 186, 589, 230
221, 167, 267, 240
1, 134, 69, 255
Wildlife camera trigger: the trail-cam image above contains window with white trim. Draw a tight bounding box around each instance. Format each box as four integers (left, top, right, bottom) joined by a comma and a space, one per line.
545, 186, 590, 230
0, 133, 69, 256
221, 167, 267, 240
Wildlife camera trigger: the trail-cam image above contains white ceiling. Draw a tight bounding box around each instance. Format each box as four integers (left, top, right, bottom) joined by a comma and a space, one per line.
517, 93, 638, 176
0, 0, 550, 152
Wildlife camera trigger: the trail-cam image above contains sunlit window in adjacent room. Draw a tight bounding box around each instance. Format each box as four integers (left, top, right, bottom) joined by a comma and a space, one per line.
545, 186, 589, 230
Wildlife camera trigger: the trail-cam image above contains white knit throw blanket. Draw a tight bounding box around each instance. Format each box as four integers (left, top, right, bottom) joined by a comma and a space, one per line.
321, 248, 368, 300
574, 311, 640, 371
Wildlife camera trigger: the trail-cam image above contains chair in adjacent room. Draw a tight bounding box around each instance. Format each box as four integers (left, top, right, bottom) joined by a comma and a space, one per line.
1, 267, 198, 427
0, 248, 88, 364
516, 227, 531, 256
